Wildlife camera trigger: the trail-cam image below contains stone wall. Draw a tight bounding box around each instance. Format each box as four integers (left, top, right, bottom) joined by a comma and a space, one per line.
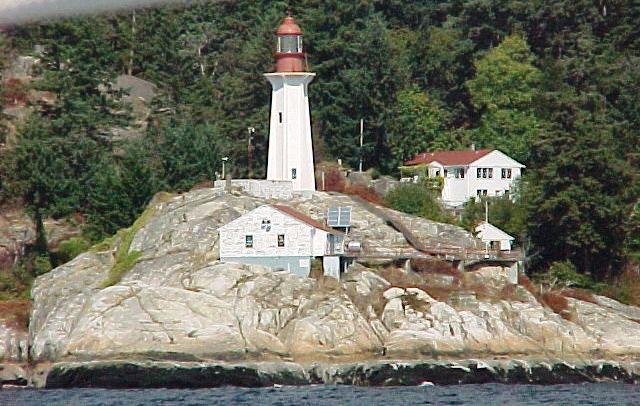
214, 179, 293, 199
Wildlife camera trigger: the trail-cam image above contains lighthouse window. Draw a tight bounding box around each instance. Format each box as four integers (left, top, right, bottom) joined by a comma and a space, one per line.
279, 112, 283, 123
291, 168, 297, 179
279, 35, 300, 53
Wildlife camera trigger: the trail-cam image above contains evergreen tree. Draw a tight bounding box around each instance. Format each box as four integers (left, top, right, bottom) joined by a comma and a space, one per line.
466, 34, 544, 162
387, 86, 454, 164
527, 111, 635, 279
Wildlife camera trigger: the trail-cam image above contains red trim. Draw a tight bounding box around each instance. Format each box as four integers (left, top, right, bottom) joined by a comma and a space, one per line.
405, 149, 493, 166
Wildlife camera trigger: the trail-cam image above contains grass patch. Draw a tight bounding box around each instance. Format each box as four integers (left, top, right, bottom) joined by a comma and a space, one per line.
89, 233, 119, 253
100, 206, 156, 288
560, 288, 597, 304
53, 237, 91, 265
379, 266, 460, 302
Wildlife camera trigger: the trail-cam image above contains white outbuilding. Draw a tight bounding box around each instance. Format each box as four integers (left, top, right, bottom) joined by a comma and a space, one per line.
218, 204, 344, 277
475, 221, 515, 252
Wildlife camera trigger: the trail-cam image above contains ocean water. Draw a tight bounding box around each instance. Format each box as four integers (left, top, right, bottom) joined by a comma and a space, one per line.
1, 384, 639, 405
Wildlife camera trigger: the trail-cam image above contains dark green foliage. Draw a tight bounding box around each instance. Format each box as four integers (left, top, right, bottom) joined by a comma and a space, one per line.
460, 194, 527, 243
54, 237, 92, 265
526, 109, 636, 280
385, 183, 453, 224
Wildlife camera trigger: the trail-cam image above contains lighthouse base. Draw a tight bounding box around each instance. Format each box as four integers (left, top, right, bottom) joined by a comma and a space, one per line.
213, 179, 294, 199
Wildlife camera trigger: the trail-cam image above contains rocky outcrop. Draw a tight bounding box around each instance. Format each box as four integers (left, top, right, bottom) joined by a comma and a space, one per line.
0, 309, 29, 387
17, 187, 640, 387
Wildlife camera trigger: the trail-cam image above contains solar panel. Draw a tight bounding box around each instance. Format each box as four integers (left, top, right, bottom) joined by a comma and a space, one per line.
326, 206, 351, 227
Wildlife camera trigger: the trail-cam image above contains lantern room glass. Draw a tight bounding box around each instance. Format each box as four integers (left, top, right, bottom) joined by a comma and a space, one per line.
278, 35, 302, 53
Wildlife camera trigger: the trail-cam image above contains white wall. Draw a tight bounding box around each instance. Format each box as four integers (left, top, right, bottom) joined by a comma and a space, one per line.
265, 72, 316, 192
438, 151, 524, 206
213, 179, 293, 199
219, 205, 316, 258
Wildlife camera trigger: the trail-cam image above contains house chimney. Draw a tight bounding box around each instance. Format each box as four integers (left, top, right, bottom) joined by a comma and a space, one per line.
471, 143, 476, 151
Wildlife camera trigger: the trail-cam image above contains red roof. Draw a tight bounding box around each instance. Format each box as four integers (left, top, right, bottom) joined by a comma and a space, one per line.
404, 149, 493, 166
271, 205, 343, 235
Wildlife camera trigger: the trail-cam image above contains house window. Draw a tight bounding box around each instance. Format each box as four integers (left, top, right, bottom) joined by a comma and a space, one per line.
477, 168, 481, 178
482, 168, 487, 178
435, 170, 441, 177
460, 168, 465, 179
477, 189, 487, 197
291, 168, 297, 179
277, 234, 285, 247
501, 169, 507, 179
245, 235, 253, 248
488, 168, 493, 178
507, 169, 512, 179
444, 169, 448, 177
278, 112, 283, 123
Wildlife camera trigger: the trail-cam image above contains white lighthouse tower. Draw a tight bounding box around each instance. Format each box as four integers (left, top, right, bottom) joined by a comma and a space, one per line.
265, 16, 316, 192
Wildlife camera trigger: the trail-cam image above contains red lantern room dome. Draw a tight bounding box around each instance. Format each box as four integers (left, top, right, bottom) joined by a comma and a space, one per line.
274, 15, 306, 73
276, 16, 302, 36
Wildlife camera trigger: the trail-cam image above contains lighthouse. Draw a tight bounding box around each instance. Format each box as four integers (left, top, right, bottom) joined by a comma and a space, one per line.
265, 16, 316, 192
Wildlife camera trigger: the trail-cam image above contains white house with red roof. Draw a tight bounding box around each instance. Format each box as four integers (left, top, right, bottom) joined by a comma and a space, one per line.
218, 204, 344, 277
402, 148, 525, 207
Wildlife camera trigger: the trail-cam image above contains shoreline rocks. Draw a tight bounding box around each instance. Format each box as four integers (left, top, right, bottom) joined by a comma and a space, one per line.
41, 359, 640, 389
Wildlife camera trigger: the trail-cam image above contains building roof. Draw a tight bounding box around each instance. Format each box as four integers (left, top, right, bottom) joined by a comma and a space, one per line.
404, 149, 493, 166
475, 221, 515, 242
271, 205, 343, 235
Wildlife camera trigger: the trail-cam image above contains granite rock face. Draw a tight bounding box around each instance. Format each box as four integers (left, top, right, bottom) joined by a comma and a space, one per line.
24, 188, 640, 365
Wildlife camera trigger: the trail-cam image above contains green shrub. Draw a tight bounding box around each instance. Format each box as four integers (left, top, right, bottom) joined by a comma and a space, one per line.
32, 255, 52, 276
56, 237, 91, 263
384, 183, 453, 223
369, 168, 380, 180
548, 261, 590, 288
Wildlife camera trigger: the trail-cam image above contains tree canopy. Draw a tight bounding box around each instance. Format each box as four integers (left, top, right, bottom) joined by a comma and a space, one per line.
0, 0, 638, 279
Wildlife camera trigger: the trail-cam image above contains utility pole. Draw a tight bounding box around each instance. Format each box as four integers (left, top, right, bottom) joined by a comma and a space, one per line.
128, 10, 136, 76
359, 118, 364, 172
484, 199, 490, 258
221, 156, 229, 179
247, 127, 255, 178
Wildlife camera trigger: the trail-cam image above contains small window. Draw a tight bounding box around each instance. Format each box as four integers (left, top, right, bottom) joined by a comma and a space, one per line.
444, 169, 448, 177
278, 112, 283, 123
277, 234, 285, 247
477, 168, 481, 178
435, 170, 440, 177
482, 168, 487, 178
245, 235, 253, 248
483, 189, 488, 196
488, 168, 493, 178
291, 168, 297, 179
501, 168, 507, 179
507, 169, 512, 179
460, 168, 465, 179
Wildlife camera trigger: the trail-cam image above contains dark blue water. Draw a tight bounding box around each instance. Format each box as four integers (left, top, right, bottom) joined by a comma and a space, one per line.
1, 384, 639, 405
